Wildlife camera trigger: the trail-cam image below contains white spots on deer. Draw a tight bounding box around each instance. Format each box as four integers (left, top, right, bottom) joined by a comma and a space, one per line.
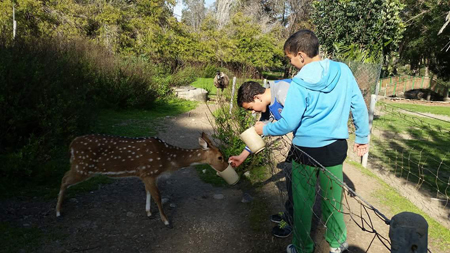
99, 170, 136, 175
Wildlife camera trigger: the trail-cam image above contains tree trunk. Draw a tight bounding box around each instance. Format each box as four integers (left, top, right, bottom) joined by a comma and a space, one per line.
216, 0, 234, 28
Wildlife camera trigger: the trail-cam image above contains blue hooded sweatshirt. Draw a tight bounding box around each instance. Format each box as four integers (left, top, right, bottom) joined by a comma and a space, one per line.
262, 59, 369, 148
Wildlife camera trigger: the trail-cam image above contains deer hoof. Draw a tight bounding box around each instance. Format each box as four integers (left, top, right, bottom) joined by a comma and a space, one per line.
146, 211, 152, 217
56, 211, 61, 217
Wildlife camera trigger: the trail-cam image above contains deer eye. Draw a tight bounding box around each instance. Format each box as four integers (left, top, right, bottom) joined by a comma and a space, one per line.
218, 156, 223, 160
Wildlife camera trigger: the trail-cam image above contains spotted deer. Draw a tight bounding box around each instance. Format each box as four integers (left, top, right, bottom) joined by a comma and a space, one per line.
56, 132, 228, 226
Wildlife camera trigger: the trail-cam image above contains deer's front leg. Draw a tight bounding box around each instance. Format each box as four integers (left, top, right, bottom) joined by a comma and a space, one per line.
146, 191, 152, 217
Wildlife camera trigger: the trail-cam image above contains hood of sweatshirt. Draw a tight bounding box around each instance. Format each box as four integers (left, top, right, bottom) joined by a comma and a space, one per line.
292, 59, 341, 93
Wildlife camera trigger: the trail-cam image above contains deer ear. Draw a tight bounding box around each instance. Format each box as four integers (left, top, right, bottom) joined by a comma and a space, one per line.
200, 132, 213, 146
198, 137, 209, 149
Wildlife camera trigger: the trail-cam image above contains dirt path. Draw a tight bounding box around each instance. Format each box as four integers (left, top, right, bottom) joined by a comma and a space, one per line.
0, 102, 428, 253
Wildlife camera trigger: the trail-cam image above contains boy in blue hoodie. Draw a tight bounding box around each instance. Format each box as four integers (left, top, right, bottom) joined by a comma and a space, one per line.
254, 30, 369, 253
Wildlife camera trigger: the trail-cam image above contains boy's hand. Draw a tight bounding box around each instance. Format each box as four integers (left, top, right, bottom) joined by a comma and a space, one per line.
353, 143, 369, 157
229, 156, 245, 168
228, 150, 251, 167
254, 122, 265, 135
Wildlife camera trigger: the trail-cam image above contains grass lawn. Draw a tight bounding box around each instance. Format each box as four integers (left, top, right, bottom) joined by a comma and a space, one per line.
370, 101, 450, 198
191, 77, 273, 98
382, 100, 450, 117
191, 78, 217, 95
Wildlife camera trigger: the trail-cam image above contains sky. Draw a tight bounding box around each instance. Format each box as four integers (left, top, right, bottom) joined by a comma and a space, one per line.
173, 0, 215, 21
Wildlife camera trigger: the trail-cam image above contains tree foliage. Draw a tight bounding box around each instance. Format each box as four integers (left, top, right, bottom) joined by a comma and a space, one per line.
312, 0, 405, 74
400, 0, 450, 82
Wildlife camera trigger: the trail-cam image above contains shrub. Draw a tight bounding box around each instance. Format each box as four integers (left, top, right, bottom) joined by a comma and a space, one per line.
170, 65, 200, 87
209, 89, 269, 175
202, 64, 219, 78
0, 36, 159, 177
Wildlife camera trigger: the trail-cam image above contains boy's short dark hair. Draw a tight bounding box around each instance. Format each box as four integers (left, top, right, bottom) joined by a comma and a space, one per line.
237, 81, 266, 107
284, 29, 319, 58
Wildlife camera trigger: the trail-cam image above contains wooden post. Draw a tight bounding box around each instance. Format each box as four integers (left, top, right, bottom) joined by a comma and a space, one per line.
362, 94, 376, 168
389, 212, 428, 253
13, 4, 16, 39
403, 78, 407, 94
385, 79, 388, 97
229, 76, 237, 115
392, 77, 397, 96
378, 79, 382, 96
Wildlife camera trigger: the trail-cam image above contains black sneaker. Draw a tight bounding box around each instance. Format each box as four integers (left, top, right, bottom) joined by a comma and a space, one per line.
272, 220, 292, 238
270, 212, 284, 223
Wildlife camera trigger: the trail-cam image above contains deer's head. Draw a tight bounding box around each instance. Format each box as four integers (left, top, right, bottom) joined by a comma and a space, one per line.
198, 132, 228, 172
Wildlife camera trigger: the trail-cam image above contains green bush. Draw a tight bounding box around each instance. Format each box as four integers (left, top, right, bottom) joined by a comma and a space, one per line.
0, 38, 96, 177
0, 36, 159, 178
202, 64, 219, 78
210, 96, 269, 175
170, 65, 200, 87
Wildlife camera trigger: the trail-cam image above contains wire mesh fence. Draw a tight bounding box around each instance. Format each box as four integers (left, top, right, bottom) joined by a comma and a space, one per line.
214, 59, 448, 252
265, 134, 394, 253
369, 100, 450, 227
259, 60, 442, 252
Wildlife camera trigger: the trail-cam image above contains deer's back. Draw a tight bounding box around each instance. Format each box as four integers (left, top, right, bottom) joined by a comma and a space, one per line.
69, 135, 175, 178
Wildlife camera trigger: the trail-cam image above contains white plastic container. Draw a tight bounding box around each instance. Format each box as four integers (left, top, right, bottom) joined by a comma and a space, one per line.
240, 126, 265, 154
217, 164, 240, 185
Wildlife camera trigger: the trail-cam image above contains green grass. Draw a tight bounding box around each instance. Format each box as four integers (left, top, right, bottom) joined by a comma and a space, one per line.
94, 98, 198, 136
383, 101, 450, 117
347, 160, 450, 252
262, 70, 284, 80
190, 77, 273, 98
191, 78, 217, 95
374, 103, 450, 135
371, 101, 450, 195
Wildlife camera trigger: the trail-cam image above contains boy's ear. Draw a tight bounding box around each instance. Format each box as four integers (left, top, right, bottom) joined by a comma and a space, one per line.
299, 51, 310, 61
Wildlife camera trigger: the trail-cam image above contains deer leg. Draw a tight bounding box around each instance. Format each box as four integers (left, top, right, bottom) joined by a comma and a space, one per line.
145, 190, 152, 217
56, 169, 89, 217
143, 177, 170, 226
